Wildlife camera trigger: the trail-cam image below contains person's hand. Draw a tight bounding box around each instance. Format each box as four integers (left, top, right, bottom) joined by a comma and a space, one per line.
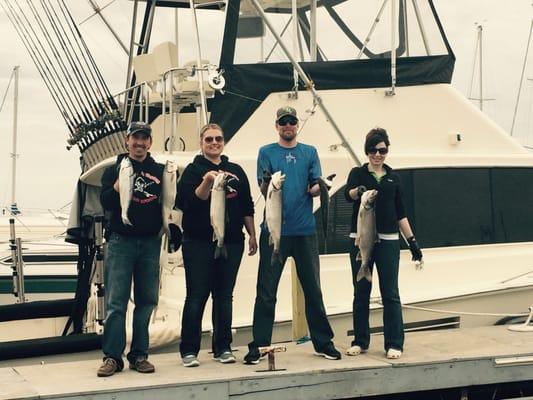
356, 185, 367, 197
248, 235, 258, 256
113, 179, 120, 193
203, 170, 219, 184
407, 236, 423, 262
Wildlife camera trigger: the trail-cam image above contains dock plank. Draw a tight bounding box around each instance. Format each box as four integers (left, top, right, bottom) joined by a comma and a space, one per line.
3, 326, 533, 399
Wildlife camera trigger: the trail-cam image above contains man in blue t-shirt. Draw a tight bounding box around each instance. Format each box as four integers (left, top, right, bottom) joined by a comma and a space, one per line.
244, 106, 341, 364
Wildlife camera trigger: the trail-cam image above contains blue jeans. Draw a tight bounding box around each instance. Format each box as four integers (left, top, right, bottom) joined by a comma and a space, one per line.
179, 239, 244, 357
249, 232, 334, 352
103, 233, 161, 368
349, 239, 404, 351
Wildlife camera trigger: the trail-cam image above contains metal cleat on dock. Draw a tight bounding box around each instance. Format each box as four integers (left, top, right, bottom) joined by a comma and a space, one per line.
508, 305, 533, 332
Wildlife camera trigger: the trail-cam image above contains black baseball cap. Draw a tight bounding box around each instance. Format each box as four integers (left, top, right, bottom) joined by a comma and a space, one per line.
127, 121, 152, 137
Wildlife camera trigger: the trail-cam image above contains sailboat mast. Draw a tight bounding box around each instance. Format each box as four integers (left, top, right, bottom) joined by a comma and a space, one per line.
10, 66, 19, 213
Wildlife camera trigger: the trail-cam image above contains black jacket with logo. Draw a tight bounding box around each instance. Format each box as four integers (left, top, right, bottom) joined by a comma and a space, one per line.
101, 153, 164, 236
178, 154, 254, 243
344, 163, 406, 235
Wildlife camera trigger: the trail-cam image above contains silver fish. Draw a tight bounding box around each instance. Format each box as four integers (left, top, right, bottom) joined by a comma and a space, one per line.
265, 171, 285, 265
210, 172, 227, 259
119, 157, 134, 226
161, 160, 178, 236
356, 189, 378, 282
317, 174, 336, 252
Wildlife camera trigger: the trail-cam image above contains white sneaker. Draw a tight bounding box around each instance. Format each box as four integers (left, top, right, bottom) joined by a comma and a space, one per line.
346, 345, 367, 356
386, 348, 402, 359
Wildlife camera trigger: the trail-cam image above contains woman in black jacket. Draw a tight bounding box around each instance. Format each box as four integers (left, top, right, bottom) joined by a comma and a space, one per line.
177, 123, 257, 367
344, 128, 422, 359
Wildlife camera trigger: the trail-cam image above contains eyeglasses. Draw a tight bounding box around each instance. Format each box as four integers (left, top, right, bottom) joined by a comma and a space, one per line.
368, 147, 389, 155
277, 118, 298, 126
204, 135, 224, 143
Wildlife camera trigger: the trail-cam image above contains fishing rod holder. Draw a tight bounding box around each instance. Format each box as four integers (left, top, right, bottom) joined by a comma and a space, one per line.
94, 216, 105, 324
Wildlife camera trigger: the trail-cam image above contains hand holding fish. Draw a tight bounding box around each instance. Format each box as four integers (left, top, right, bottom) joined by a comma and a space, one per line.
203, 170, 220, 184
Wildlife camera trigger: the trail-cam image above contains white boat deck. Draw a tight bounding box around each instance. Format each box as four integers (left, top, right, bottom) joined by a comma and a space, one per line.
2, 326, 533, 399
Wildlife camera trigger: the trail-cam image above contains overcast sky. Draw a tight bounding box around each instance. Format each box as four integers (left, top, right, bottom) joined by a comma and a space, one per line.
0, 0, 532, 211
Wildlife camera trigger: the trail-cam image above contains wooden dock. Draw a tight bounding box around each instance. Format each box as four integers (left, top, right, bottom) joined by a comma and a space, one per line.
2, 326, 533, 400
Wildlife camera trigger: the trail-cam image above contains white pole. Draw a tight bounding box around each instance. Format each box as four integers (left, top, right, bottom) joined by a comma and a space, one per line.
310, 0, 317, 61
292, 0, 299, 93
175, 8, 180, 66
478, 25, 483, 111
411, 0, 431, 55
189, 0, 208, 128
10, 66, 19, 211
511, 19, 533, 136
389, 0, 397, 96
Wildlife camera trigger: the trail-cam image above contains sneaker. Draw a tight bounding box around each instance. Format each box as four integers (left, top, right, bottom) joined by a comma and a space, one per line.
346, 345, 367, 356
182, 353, 200, 367
386, 348, 402, 359
243, 347, 263, 365
214, 350, 236, 364
97, 358, 119, 377
315, 343, 342, 360
129, 358, 155, 373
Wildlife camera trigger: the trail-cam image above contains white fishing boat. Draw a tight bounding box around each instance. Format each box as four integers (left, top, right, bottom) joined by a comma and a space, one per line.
0, 0, 532, 359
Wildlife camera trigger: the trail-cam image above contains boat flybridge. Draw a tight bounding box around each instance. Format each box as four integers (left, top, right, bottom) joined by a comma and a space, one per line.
1, 0, 532, 359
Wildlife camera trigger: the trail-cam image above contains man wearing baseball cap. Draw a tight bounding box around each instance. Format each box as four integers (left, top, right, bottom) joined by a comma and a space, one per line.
244, 106, 341, 364
97, 121, 164, 377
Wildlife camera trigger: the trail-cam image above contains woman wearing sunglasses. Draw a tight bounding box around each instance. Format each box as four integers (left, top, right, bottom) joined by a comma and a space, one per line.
344, 127, 423, 359
177, 123, 257, 367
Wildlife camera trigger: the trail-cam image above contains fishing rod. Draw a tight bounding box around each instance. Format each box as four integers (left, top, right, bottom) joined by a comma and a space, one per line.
3, 0, 80, 133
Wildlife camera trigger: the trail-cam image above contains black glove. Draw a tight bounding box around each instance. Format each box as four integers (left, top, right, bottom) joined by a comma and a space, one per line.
167, 224, 183, 253
356, 185, 367, 197
262, 170, 272, 186
407, 236, 423, 262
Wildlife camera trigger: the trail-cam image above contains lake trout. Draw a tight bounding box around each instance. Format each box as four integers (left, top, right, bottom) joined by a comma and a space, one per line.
356, 189, 378, 282
119, 157, 134, 226
317, 174, 336, 251
265, 171, 285, 265
161, 160, 182, 253
210, 172, 227, 259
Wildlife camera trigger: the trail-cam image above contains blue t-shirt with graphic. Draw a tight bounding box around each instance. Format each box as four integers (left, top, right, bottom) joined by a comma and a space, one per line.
257, 143, 322, 236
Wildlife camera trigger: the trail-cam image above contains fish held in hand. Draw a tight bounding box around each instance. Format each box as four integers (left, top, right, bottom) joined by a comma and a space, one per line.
119, 157, 134, 226
265, 171, 285, 265
356, 189, 378, 282
210, 172, 228, 259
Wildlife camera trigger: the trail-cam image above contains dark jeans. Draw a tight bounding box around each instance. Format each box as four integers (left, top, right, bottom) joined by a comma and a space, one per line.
179, 239, 244, 357
249, 231, 334, 352
103, 233, 161, 369
349, 239, 404, 351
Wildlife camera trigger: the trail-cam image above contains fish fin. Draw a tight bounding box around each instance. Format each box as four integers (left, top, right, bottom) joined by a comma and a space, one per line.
364, 266, 373, 282
122, 217, 133, 226
355, 250, 362, 261
356, 265, 365, 282
269, 234, 273, 246
356, 263, 372, 282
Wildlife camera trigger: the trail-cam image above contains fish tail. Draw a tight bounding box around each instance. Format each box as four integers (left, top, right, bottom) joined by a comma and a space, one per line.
356, 263, 372, 282
122, 216, 132, 226
214, 244, 227, 259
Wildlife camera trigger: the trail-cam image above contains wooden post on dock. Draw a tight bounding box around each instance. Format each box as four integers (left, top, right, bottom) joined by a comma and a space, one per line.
289, 257, 308, 340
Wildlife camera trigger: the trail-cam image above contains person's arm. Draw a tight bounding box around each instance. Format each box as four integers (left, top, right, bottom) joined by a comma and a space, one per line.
399, 218, 414, 239
308, 147, 322, 197
100, 166, 121, 211
195, 170, 219, 200
344, 168, 366, 202
257, 148, 271, 198
244, 216, 258, 255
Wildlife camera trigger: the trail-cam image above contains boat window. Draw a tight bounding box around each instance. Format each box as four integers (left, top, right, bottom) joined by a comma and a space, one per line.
316, 167, 533, 254
0, 254, 78, 265
234, 0, 449, 64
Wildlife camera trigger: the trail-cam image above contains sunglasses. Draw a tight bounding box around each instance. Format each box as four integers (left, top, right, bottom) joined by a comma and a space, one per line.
278, 118, 298, 126
368, 147, 389, 155
204, 135, 224, 143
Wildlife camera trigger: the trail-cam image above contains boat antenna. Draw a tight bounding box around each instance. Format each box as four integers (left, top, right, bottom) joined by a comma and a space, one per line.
511, 18, 533, 136
248, 0, 362, 166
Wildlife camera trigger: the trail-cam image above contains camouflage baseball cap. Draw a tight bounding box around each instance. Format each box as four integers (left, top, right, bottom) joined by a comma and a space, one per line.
276, 106, 298, 121
127, 121, 152, 137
